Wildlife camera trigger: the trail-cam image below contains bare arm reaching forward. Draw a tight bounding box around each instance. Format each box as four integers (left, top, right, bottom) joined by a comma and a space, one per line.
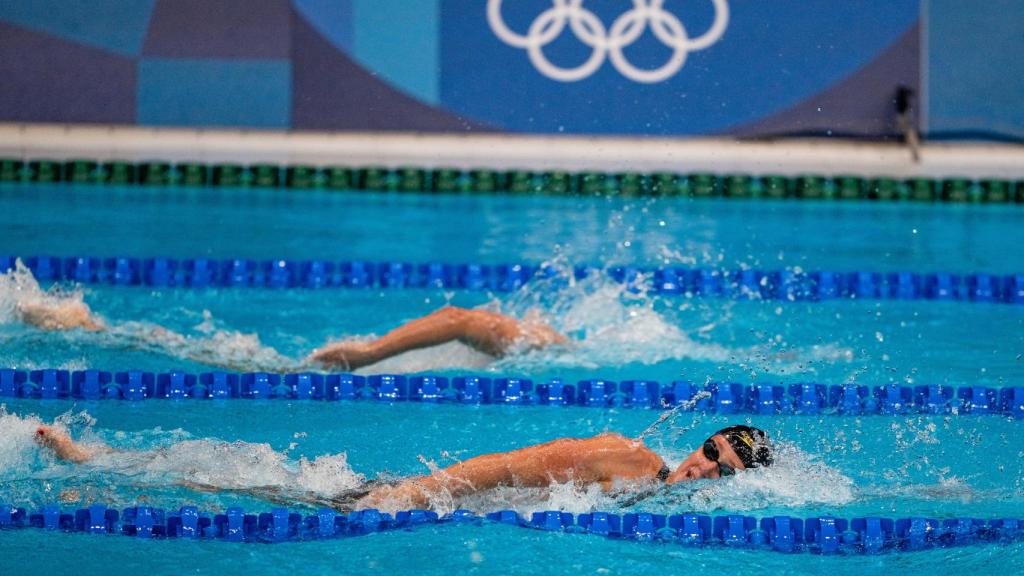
356, 433, 665, 510
308, 306, 565, 369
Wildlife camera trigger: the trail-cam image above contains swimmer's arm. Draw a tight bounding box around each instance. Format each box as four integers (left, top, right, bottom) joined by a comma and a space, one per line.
357, 461, 513, 509
18, 300, 105, 331
421, 435, 661, 497
308, 306, 564, 369
358, 436, 652, 508
359, 440, 578, 508
35, 426, 110, 463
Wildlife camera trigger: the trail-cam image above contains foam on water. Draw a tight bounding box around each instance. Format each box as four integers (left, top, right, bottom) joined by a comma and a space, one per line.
0, 407, 49, 473
452, 482, 610, 517
95, 438, 364, 498
659, 443, 856, 513
0, 408, 365, 507
103, 320, 299, 373
0, 260, 88, 325
493, 263, 853, 376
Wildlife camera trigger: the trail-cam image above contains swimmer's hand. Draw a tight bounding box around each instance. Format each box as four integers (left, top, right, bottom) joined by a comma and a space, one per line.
355, 481, 431, 511
17, 299, 105, 331
306, 341, 376, 370
34, 425, 97, 463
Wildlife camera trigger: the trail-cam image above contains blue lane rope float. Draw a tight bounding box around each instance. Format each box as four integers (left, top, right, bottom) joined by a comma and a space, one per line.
1, 502, 1021, 555
3, 368, 1023, 418
2, 255, 1023, 305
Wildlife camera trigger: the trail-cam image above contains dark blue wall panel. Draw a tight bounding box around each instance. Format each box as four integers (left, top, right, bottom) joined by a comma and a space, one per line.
0, 1, 1019, 140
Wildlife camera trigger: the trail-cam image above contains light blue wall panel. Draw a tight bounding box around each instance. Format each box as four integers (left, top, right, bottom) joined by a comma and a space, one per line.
137, 59, 291, 128
352, 0, 440, 105
927, 0, 1024, 139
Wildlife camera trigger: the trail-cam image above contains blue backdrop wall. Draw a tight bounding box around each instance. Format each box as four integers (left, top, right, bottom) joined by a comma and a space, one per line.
0, 1, 1020, 140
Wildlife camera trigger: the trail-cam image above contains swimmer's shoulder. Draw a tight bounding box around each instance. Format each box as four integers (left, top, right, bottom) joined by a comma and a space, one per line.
590, 433, 663, 463
585, 432, 650, 452
536, 433, 642, 454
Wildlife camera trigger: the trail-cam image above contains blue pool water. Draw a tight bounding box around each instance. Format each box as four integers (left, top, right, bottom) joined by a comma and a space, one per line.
1, 184, 1023, 574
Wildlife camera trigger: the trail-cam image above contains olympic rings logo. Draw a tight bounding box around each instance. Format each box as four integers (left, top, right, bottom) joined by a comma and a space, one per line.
487, 0, 729, 83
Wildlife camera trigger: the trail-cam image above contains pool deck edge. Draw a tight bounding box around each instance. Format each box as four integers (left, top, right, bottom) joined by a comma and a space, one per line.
2, 123, 1023, 179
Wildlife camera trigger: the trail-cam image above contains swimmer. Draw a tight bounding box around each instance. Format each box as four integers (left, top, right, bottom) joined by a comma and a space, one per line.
33, 424, 773, 512
14, 283, 564, 370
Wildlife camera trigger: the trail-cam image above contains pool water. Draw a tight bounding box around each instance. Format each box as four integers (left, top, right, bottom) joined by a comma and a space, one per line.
1, 184, 1023, 575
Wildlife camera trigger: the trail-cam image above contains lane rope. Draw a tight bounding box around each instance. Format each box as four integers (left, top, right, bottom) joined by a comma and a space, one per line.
4, 368, 1022, 418
1, 502, 1021, 554
5, 255, 1024, 305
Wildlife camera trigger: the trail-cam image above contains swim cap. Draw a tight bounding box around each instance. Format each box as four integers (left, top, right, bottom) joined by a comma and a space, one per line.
715, 425, 773, 468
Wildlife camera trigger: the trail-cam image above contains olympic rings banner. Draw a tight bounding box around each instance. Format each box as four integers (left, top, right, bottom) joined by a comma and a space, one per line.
0, 1, 1021, 140
484, 0, 731, 84
446, 0, 919, 136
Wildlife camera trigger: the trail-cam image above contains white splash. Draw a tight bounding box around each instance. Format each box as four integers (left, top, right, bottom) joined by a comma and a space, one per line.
2, 409, 365, 503
492, 266, 853, 375
107, 439, 365, 496
0, 407, 49, 474
449, 481, 610, 517
650, 442, 856, 513
104, 320, 299, 373
0, 260, 89, 325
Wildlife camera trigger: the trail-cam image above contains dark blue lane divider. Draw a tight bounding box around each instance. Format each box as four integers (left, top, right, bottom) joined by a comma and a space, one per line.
3, 368, 1022, 418
4, 255, 1024, 304
1, 503, 1021, 554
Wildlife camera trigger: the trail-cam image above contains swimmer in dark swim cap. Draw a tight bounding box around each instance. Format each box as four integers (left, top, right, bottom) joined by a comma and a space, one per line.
29, 420, 770, 508
666, 425, 774, 481
356, 425, 774, 510
34, 424, 773, 512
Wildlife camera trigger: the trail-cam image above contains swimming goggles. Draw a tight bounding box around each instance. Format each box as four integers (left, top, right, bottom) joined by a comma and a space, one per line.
702, 438, 736, 477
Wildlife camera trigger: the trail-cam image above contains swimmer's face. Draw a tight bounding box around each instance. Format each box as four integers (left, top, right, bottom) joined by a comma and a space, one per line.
665, 434, 745, 483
